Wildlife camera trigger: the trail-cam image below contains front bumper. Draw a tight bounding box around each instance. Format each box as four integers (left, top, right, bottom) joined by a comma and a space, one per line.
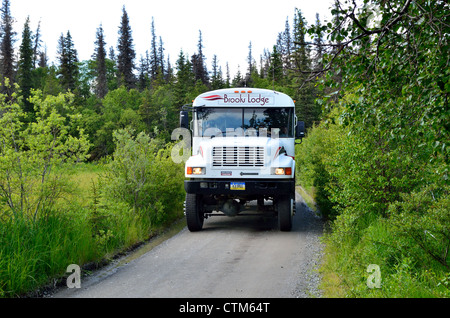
184, 179, 295, 196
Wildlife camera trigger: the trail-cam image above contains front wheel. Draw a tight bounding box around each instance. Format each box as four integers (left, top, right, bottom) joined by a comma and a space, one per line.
277, 194, 294, 232
185, 193, 204, 232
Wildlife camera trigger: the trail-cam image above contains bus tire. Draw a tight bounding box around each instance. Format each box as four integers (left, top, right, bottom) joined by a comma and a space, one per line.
278, 194, 293, 232
185, 193, 204, 232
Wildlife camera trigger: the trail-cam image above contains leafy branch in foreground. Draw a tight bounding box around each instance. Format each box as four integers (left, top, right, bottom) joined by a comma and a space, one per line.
305, 0, 449, 158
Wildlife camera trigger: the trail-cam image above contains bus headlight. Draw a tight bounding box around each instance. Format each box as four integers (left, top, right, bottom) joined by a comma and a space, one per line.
273, 167, 292, 175
187, 167, 205, 175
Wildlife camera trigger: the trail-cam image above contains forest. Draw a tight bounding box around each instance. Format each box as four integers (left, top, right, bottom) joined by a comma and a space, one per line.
6, 3, 323, 160
0, 0, 449, 298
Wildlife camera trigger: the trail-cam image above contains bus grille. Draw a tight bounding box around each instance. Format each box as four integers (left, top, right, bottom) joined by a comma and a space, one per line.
212, 146, 264, 167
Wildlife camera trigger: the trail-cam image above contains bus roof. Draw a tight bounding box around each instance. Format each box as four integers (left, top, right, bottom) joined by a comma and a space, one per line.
192, 88, 295, 108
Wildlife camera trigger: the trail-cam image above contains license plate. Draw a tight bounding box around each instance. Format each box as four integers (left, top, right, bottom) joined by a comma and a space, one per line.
230, 182, 245, 190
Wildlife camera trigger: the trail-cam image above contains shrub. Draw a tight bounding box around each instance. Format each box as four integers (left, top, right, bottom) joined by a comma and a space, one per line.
0, 89, 90, 222
296, 108, 345, 220
389, 185, 450, 271
102, 129, 185, 229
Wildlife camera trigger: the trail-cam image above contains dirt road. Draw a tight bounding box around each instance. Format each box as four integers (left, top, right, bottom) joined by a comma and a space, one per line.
52, 190, 324, 298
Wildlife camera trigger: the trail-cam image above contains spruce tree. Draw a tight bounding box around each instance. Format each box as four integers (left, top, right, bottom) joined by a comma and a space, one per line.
232, 66, 244, 87
93, 24, 108, 98
38, 47, 47, 68
0, 0, 15, 95
282, 17, 292, 71
313, 13, 324, 72
149, 17, 158, 81
57, 31, 79, 92
291, 8, 310, 74
225, 62, 231, 88
211, 54, 224, 90
165, 55, 173, 83
117, 6, 136, 89
17, 16, 34, 114
245, 41, 255, 86
33, 20, 42, 68
174, 50, 194, 106
268, 45, 283, 85
138, 54, 150, 90
191, 30, 208, 85
158, 36, 165, 80
289, 9, 320, 127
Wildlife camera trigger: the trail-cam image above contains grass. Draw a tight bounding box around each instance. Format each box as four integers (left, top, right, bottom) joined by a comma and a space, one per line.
298, 184, 450, 298
296, 185, 318, 214
318, 215, 450, 298
0, 161, 185, 297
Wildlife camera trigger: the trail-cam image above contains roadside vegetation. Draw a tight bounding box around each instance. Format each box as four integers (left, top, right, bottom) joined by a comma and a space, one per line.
296, 0, 449, 297
0, 0, 321, 297
0, 88, 185, 297
0, 0, 447, 298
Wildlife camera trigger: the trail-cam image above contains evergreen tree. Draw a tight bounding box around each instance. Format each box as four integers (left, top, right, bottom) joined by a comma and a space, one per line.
225, 62, 231, 88
149, 17, 158, 81
165, 54, 173, 83
33, 20, 42, 68
245, 41, 256, 86
260, 49, 271, 79
268, 45, 283, 85
232, 66, 244, 87
93, 24, 108, 99
247, 41, 254, 75
138, 53, 150, 90
0, 0, 15, 95
17, 16, 34, 114
174, 50, 194, 106
57, 31, 79, 92
291, 8, 310, 74
290, 8, 320, 128
38, 46, 47, 68
117, 6, 136, 89
313, 13, 324, 72
211, 54, 224, 89
282, 17, 292, 71
158, 36, 165, 81
191, 30, 208, 85
109, 46, 116, 62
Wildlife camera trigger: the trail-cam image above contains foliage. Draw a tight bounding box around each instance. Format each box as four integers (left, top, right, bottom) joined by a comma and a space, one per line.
295, 107, 345, 220
389, 185, 450, 270
0, 87, 90, 222
300, 0, 449, 297
102, 128, 185, 227
5, 0, 449, 299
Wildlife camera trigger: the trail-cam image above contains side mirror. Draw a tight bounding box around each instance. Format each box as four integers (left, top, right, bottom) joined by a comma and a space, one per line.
296, 121, 305, 139
180, 111, 189, 129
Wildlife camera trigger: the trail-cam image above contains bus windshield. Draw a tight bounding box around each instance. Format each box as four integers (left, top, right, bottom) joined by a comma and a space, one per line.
195, 107, 294, 138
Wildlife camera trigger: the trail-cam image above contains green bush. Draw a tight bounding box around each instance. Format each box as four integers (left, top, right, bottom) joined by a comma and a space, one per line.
0, 89, 90, 222
102, 128, 185, 228
297, 100, 449, 297
296, 108, 345, 220
389, 185, 450, 272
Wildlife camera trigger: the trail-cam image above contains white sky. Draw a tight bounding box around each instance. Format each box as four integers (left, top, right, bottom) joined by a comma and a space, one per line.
11, 0, 334, 77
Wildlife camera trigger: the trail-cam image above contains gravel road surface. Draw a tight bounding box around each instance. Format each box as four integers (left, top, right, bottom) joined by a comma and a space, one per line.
52, 190, 324, 298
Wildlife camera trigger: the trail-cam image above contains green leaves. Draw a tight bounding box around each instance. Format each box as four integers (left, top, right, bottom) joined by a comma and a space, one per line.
103, 128, 184, 226
310, 0, 450, 297
0, 89, 90, 221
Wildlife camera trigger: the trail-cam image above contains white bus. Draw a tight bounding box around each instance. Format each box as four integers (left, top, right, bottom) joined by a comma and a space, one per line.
180, 88, 305, 231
